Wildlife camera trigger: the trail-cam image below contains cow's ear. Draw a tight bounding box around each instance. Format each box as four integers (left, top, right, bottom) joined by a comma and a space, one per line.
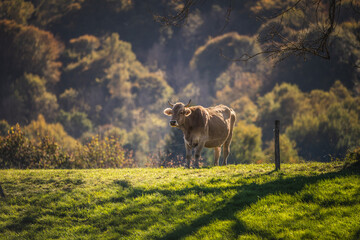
185, 108, 192, 117
163, 108, 173, 116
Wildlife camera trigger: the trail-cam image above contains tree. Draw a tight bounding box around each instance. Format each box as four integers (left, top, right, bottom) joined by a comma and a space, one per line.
0, 20, 63, 124
57, 110, 93, 139
286, 108, 360, 161
228, 96, 258, 124
0, 120, 10, 137
230, 121, 265, 164
126, 128, 150, 167
59, 88, 79, 112
266, 22, 360, 91
63, 33, 174, 126
24, 114, 79, 153
190, 32, 264, 97
215, 64, 264, 105
0, 0, 34, 25
257, 83, 310, 140
264, 134, 302, 163
3, 73, 59, 124
0, 20, 63, 84
132, 73, 174, 112
285, 81, 360, 161
154, 0, 360, 64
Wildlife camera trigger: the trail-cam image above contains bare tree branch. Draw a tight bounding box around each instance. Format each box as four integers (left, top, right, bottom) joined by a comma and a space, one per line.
154, 0, 358, 63
218, 0, 233, 34
251, 0, 340, 62
153, 0, 202, 26
350, 0, 360, 16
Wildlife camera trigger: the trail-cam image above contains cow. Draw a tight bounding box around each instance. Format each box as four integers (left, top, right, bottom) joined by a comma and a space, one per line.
163, 100, 236, 168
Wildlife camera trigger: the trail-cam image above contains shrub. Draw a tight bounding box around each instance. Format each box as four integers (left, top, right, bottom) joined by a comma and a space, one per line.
24, 114, 79, 153
0, 123, 136, 169
264, 134, 302, 164
58, 110, 93, 138
0, 120, 10, 136
230, 121, 265, 164
0, 124, 71, 169
345, 146, 360, 163
286, 103, 360, 161
0, 124, 29, 168
74, 135, 134, 168
256, 82, 310, 140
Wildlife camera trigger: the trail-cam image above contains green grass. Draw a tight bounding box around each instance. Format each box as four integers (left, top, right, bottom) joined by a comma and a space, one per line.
0, 162, 359, 240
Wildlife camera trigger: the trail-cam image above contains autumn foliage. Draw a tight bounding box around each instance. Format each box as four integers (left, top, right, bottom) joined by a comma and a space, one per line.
0, 0, 359, 167
0, 124, 71, 169
0, 123, 135, 169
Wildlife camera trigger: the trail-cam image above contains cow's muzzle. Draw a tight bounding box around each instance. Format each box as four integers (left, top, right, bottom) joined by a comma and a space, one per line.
169, 120, 178, 127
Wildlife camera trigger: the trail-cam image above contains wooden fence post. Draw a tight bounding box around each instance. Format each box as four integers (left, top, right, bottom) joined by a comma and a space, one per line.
0, 184, 5, 198
275, 120, 280, 171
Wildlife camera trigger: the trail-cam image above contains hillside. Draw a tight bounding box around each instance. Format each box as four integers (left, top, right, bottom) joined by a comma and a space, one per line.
1, 1, 359, 167
1, 162, 359, 239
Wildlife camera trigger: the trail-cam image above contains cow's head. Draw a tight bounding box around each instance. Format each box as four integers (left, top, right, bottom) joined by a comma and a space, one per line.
163, 100, 192, 127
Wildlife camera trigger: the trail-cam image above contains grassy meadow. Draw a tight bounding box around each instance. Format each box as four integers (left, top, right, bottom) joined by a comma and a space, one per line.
0, 162, 359, 240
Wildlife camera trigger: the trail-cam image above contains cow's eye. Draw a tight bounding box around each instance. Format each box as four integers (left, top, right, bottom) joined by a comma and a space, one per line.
180, 111, 185, 115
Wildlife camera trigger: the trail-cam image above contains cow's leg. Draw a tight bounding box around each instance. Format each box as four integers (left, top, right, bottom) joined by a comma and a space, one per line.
214, 147, 221, 166
194, 143, 204, 168
222, 113, 236, 166
185, 144, 192, 168
222, 140, 231, 166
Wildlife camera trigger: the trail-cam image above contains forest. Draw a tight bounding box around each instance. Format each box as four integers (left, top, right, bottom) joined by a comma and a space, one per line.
0, 0, 359, 168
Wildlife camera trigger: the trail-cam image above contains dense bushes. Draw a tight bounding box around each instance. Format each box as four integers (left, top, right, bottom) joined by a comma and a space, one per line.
0, 124, 71, 169
0, 123, 133, 169
285, 82, 360, 161
24, 114, 79, 152
73, 136, 134, 168
230, 121, 264, 164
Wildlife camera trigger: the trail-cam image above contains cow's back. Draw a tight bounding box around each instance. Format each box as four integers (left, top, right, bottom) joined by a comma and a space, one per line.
205, 105, 235, 148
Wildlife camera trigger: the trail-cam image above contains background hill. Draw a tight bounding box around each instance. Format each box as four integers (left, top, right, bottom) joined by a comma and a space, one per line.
0, 0, 359, 167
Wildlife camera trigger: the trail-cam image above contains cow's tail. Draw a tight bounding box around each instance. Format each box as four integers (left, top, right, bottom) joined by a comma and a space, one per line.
230, 108, 236, 127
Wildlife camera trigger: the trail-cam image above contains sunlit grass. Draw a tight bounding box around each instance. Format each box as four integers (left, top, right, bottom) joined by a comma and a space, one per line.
0, 162, 359, 239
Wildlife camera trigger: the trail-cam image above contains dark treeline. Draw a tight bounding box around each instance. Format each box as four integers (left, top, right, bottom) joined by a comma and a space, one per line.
0, 0, 359, 168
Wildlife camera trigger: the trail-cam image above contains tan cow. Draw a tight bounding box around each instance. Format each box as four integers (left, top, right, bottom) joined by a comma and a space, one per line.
163, 100, 236, 168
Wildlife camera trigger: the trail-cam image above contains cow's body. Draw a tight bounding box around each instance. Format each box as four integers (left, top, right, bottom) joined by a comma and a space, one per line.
164, 101, 236, 168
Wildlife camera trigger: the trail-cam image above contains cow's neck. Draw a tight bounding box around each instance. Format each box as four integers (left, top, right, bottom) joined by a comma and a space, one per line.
179, 114, 195, 136
179, 119, 190, 133
179, 106, 208, 137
